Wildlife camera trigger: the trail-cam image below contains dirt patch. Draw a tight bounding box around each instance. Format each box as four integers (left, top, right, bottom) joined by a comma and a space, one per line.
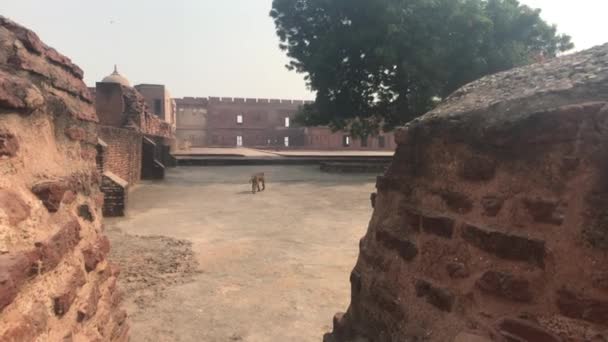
106, 226, 200, 314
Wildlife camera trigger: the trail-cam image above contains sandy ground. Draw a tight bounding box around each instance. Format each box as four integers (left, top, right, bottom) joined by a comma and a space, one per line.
105, 166, 377, 342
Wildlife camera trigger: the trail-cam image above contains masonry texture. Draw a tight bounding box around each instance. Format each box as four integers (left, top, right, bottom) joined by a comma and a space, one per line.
326, 44, 608, 342
0, 17, 127, 341
98, 126, 142, 186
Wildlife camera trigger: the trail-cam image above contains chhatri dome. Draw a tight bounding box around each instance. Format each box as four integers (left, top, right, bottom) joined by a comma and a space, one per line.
101, 65, 131, 87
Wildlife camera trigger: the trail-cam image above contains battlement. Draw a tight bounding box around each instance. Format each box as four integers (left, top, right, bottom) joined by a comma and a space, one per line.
176, 96, 314, 105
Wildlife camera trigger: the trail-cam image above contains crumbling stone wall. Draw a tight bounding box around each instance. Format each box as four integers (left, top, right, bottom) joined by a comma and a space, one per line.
0, 17, 127, 341
328, 44, 608, 342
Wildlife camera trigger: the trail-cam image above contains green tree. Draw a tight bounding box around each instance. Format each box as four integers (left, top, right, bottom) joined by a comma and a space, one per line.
270, 0, 573, 136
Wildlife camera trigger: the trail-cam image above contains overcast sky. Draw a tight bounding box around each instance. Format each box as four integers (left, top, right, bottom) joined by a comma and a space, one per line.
2, 0, 606, 99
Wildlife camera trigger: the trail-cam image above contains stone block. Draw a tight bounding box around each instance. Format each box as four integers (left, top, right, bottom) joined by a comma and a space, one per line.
376, 230, 418, 261
64, 126, 86, 141
462, 224, 546, 267
0, 69, 44, 111
31, 180, 68, 212
556, 288, 608, 324
436, 189, 473, 213
476, 271, 533, 302
0, 189, 31, 226
0, 251, 38, 311
496, 318, 561, 342
415, 279, 455, 312
82, 235, 110, 272
421, 214, 454, 238
34, 220, 81, 273
523, 198, 564, 225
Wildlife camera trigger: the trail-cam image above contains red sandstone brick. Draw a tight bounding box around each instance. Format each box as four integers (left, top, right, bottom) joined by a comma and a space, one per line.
421, 213, 455, 238
414, 279, 455, 312
0, 251, 38, 311
82, 235, 110, 272
496, 318, 561, 342
34, 220, 81, 273
557, 288, 608, 324
31, 180, 68, 212
462, 224, 546, 267
65, 126, 86, 141
376, 230, 418, 261
0, 69, 43, 111
0, 189, 31, 226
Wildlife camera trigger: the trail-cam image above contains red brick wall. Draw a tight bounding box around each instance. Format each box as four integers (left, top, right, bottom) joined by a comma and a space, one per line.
98, 126, 142, 186
304, 127, 396, 150
174, 97, 395, 150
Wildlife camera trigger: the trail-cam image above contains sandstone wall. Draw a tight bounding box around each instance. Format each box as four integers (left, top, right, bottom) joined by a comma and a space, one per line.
0, 17, 127, 341
328, 44, 608, 342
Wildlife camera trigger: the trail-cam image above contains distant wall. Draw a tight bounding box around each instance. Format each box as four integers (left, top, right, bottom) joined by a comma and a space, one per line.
135, 84, 174, 125
304, 127, 396, 150
97, 126, 142, 186
174, 96, 396, 150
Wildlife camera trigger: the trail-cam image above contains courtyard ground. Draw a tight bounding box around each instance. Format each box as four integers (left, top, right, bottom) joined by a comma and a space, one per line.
105, 165, 377, 342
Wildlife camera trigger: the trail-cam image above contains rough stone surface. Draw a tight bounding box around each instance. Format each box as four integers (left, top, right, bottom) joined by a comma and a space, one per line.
0, 131, 19, 157
327, 43, 608, 341
496, 318, 562, 342
556, 288, 608, 324
0, 189, 31, 225
31, 181, 68, 213
0, 16, 127, 341
414, 279, 456, 312
64, 126, 86, 141
462, 224, 546, 267
476, 271, 533, 302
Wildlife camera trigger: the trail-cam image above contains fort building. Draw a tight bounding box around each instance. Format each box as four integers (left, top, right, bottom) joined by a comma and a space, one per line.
174, 97, 396, 150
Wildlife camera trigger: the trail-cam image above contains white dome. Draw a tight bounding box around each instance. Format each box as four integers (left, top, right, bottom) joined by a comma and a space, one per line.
101, 65, 130, 87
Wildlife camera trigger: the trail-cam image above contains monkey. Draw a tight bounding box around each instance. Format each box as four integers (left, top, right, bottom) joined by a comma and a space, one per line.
250, 173, 266, 194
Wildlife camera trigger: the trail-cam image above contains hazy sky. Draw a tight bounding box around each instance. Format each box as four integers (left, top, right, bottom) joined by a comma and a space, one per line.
2, 0, 606, 99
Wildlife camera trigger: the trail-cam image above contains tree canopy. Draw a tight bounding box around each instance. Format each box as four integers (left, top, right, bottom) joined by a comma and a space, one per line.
270, 0, 573, 136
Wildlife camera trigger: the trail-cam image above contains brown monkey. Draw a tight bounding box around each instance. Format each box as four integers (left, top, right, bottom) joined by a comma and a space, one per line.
250, 173, 266, 194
